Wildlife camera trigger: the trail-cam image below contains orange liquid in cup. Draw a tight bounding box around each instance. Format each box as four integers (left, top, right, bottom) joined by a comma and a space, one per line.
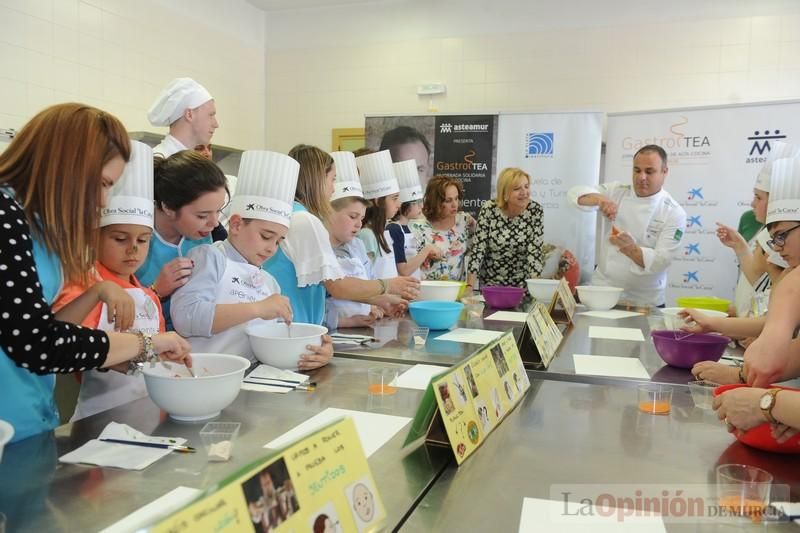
368, 383, 397, 395
639, 400, 671, 414
718, 495, 767, 522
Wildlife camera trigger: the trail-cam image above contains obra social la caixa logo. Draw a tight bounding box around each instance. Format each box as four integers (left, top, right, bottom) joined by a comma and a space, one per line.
684, 214, 715, 236
683, 185, 718, 208
526, 132, 554, 158
670, 269, 712, 290
745, 128, 787, 164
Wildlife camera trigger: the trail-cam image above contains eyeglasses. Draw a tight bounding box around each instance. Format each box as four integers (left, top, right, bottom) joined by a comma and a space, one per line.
767, 223, 800, 250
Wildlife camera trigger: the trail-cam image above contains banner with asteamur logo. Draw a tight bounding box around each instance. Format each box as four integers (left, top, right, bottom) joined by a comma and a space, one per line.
605, 100, 800, 304
433, 115, 497, 217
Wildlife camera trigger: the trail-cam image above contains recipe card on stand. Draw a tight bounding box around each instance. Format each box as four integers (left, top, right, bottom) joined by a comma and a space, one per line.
148, 417, 386, 533
548, 278, 577, 326
517, 302, 564, 369
403, 330, 531, 465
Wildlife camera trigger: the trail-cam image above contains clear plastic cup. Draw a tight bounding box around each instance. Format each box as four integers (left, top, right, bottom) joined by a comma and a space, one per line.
716, 464, 773, 520
199, 421, 240, 462
687, 380, 716, 410
367, 367, 399, 395
410, 326, 430, 349
638, 385, 673, 415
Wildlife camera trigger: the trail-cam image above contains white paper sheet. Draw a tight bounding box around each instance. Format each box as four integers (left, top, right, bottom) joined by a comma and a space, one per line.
573, 354, 651, 380
484, 311, 529, 323
390, 364, 448, 390
519, 498, 665, 532
242, 364, 308, 393
577, 310, 642, 320
59, 422, 188, 470
436, 328, 504, 344
588, 326, 645, 342
263, 407, 411, 457
99, 486, 202, 533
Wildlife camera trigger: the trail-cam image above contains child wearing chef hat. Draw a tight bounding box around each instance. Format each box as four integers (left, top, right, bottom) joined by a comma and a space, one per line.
171, 151, 334, 369
52, 141, 168, 420
148, 77, 218, 159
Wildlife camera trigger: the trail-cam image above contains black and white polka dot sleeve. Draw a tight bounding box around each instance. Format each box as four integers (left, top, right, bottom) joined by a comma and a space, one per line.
0, 193, 109, 375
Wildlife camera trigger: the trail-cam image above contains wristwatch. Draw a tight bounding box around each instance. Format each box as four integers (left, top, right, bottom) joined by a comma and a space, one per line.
759, 388, 781, 424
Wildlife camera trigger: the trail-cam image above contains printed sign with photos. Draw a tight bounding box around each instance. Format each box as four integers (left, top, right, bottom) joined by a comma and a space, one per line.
148, 417, 386, 533
548, 278, 576, 325
518, 302, 564, 369
403, 331, 531, 465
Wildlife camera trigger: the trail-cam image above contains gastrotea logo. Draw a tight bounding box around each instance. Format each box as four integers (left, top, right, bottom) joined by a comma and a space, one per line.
526, 132, 554, 158
439, 123, 453, 133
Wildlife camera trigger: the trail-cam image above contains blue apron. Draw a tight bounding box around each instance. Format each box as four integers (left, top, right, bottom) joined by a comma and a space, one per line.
263, 202, 325, 325
136, 231, 210, 330
0, 199, 64, 443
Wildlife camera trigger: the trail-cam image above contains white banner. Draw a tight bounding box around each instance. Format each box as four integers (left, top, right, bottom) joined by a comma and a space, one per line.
496, 112, 603, 282
605, 101, 800, 305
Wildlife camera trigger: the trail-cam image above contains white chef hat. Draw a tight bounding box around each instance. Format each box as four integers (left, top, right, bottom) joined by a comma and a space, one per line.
101, 140, 154, 228
147, 78, 213, 127
355, 150, 399, 200
229, 151, 299, 227
755, 141, 800, 192
330, 151, 364, 201
766, 157, 800, 224
393, 159, 423, 203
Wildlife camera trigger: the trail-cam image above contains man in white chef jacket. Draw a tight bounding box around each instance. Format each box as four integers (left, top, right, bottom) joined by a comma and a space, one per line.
147, 77, 219, 158
568, 144, 686, 307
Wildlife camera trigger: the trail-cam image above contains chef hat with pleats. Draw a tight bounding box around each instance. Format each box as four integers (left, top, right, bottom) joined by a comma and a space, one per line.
101, 140, 154, 228
355, 150, 399, 200
755, 141, 800, 193
330, 151, 364, 201
393, 159, 423, 203
147, 78, 213, 127
766, 157, 800, 224
230, 151, 299, 227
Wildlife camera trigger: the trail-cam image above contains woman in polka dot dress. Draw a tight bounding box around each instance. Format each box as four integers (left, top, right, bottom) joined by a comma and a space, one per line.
0, 104, 191, 443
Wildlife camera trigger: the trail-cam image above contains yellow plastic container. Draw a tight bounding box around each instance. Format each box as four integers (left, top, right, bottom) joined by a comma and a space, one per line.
675, 296, 730, 313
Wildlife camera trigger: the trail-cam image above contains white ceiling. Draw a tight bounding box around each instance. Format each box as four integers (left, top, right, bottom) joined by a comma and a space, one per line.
247, 0, 379, 11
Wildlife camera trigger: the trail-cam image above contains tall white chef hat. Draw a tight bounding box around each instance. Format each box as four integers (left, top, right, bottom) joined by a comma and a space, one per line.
330, 151, 364, 201
229, 151, 299, 228
101, 140, 154, 228
393, 159, 423, 203
355, 150, 399, 200
766, 157, 800, 224
755, 141, 800, 193
147, 78, 213, 127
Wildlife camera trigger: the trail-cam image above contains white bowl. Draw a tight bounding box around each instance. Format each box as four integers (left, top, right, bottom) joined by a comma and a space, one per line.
0, 419, 14, 462
576, 285, 624, 311
142, 353, 250, 422
661, 307, 728, 330
247, 322, 328, 369
526, 278, 560, 303
418, 280, 463, 301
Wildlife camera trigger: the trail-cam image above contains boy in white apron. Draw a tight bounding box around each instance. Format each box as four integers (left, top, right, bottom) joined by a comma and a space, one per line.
171, 151, 334, 370
355, 150, 402, 278
53, 141, 163, 420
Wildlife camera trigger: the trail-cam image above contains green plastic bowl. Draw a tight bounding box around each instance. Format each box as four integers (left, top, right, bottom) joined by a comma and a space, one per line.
675, 296, 730, 313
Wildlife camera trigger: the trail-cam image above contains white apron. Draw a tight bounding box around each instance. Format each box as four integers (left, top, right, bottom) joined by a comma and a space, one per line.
373, 230, 399, 279
402, 226, 422, 279
329, 255, 372, 318
71, 288, 160, 421
734, 228, 783, 317
189, 253, 278, 362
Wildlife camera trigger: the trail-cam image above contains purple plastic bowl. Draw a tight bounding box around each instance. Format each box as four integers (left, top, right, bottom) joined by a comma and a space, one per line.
482, 286, 525, 309
651, 330, 730, 369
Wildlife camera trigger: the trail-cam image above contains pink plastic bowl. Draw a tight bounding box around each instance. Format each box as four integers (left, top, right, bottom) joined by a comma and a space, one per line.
481, 286, 525, 310
651, 330, 730, 368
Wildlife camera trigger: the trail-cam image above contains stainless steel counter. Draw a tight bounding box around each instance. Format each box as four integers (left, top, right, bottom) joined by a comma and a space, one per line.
0, 358, 451, 533
400, 379, 800, 532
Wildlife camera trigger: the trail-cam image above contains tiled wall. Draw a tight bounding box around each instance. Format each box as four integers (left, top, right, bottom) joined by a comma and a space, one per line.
263, 0, 800, 153
0, 0, 266, 152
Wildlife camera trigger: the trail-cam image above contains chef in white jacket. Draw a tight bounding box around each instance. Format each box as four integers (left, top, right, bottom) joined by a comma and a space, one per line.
568, 144, 686, 307
148, 77, 218, 158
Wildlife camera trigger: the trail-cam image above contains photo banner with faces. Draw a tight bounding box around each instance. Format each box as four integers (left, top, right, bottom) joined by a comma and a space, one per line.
605, 101, 800, 304
495, 112, 604, 284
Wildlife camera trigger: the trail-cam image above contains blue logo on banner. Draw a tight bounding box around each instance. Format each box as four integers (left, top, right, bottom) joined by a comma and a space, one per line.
526, 132, 554, 157
687, 215, 702, 228
683, 271, 700, 283
687, 187, 704, 200
684, 243, 701, 255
